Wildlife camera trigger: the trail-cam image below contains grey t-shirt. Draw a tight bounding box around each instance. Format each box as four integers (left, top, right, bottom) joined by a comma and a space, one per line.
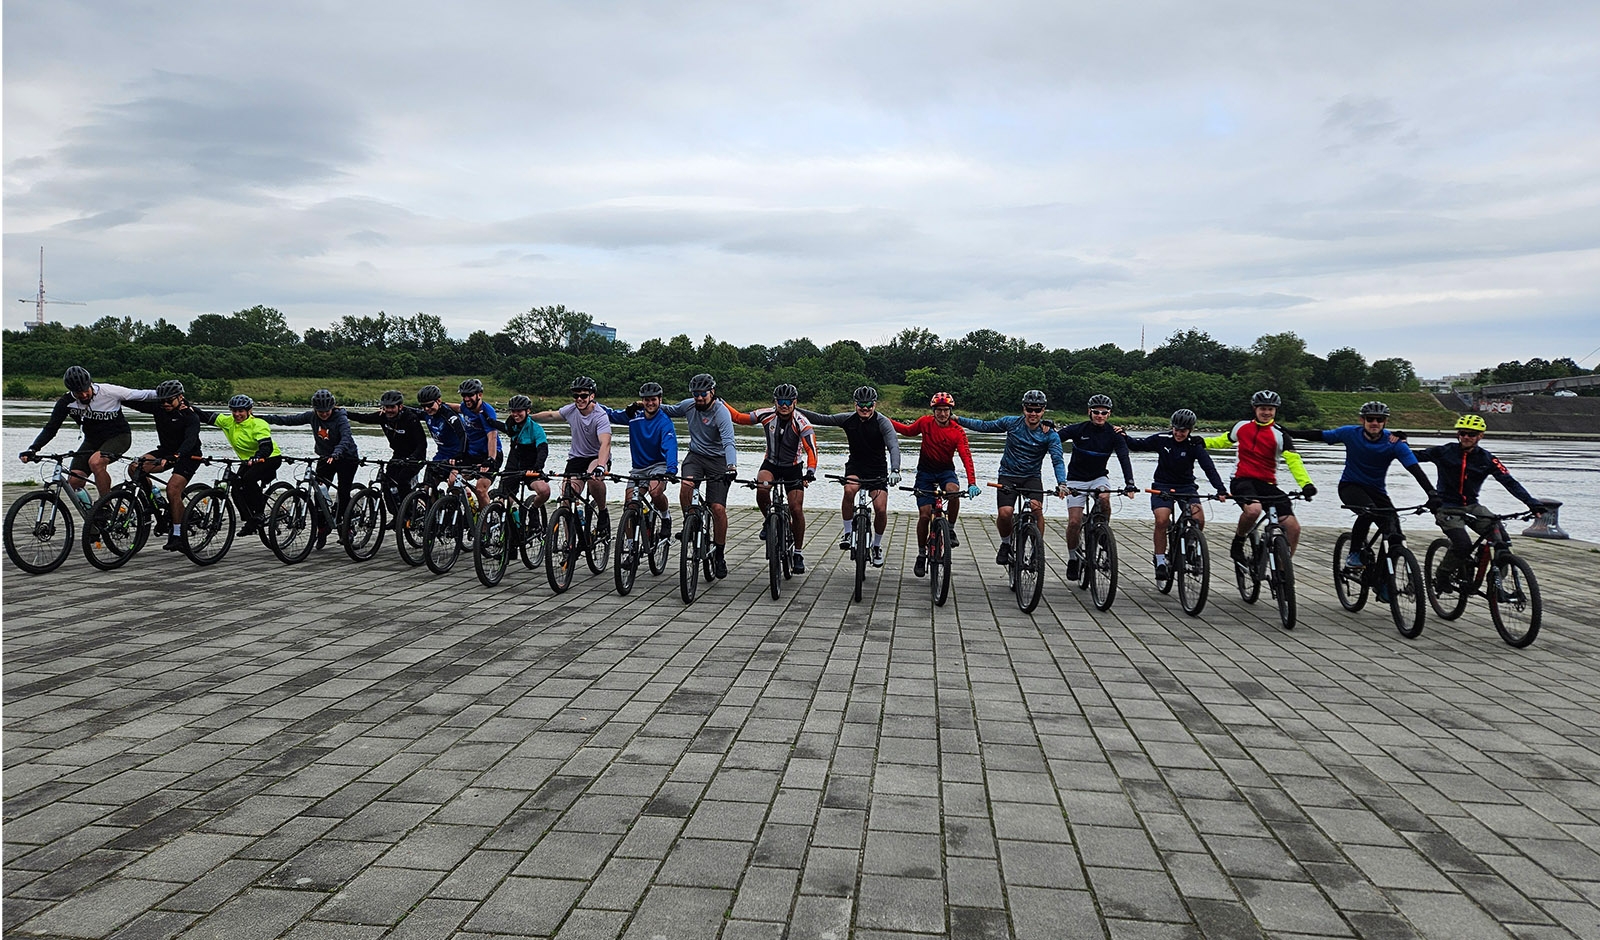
559, 402, 612, 459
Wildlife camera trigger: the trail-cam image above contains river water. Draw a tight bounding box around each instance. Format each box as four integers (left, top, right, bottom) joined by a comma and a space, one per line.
4, 400, 1594, 543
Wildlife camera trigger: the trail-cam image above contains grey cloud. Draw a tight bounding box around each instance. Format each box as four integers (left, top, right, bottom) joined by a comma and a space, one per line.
488, 205, 915, 257
55, 209, 146, 232
1324, 95, 1405, 145
1146, 292, 1317, 313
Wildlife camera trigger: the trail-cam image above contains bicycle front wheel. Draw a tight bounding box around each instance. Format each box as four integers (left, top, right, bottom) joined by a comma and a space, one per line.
1089, 524, 1117, 612
546, 508, 579, 593
7, 490, 77, 574
519, 499, 548, 569
1177, 528, 1209, 617
614, 505, 641, 596
267, 489, 314, 564
852, 510, 869, 603
1332, 533, 1368, 612
81, 488, 142, 571
766, 510, 784, 600
1489, 554, 1541, 648
340, 485, 385, 562
395, 488, 432, 567
1389, 545, 1425, 640
1016, 520, 1045, 614
182, 485, 236, 566
679, 513, 701, 603
929, 517, 951, 607
423, 495, 465, 574
1271, 535, 1296, 629
647, 508, 670, 575
474, 501, 511, 587
1423, 538, 1470, 621
1235, 533, 1261, 604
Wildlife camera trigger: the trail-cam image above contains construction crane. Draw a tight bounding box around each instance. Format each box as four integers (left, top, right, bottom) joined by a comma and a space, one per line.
18, 247, 85, 330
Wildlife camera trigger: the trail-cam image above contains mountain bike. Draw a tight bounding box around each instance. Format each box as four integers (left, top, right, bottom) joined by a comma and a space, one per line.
265, 457, 376, 564
676, 474, 721, 604
989, 481, 1052, 614
829, 474, 888, 603
171, 457, 245, 566
339, 457, 388, 562
6, 453, 97, 574
902, 484, 978, 607
612, 472, 674, 596
1071, 486, 1133, 612
395, 464, 454, 567
75, 456, 177, 571
546, 472, 610, 594
745, 475, 805, 600
1231, 492, 1308, 630
1423, 509, 1543, 648
422, 467, 486, 574
1147, 489, 1222, 617
473, 471, 549, 587
1333, 503, 1428, 639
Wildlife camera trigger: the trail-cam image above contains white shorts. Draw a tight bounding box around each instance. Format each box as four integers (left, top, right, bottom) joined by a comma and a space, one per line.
1064, 476, 1111, 509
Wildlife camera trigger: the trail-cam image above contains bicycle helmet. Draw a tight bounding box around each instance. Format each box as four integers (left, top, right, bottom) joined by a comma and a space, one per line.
155, 379, 185, 401
1087, 394, 1114, 410
773, 383, 798, 401
929, 391, 955, 408
1455, 413, 1488, 432
689, 373, 717, 394
570, 375, 598, 394
311, 389, 336, 411
379, 389, 405, 407
64, 366, 92, 393
458, 378, 484, 396
507, 394, 533, 411
853, 385, 878, 405
638, 381, 664, 398
1359, 400, 1390, 418
417, 384, 442, 404
1251, 389, 1282, 407
1021, 389, 1048, 407
1170, 408, 1197, 429
229, 394, 255, 410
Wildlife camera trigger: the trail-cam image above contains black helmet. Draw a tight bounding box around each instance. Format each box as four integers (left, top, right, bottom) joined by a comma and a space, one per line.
1170, 408, 1197, 429
229, 394, 255, 410
507, 394, 533, 411
853, 385, 878, 405
1359, 400, 1390, 418
773, 383, 798, 401
311, 389, 336, 411
155, 379, 185, 401
417, 384, 442, 404
1251, 389, 1282, 407
459, 378, 484, 396
689, 373, 716, 394
379, 389, 405, 407
1021, 389, 1048, 407
64, 366, 92, 393
570, 375, 598, 393
1087, 394, 1114, 410
638, 381, 664, 398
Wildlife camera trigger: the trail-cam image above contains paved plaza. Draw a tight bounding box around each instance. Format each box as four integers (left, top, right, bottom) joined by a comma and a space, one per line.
4, 504, 1600, 939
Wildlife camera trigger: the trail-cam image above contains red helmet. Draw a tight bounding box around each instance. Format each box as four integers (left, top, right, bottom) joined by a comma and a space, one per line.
929, 391, 955, 408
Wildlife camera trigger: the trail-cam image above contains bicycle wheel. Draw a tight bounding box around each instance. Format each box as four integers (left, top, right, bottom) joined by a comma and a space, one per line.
80, 488, 142, 571
647, 508, 670, 575
340, 485, 385, 562
423, 494, 465, 574
586, 507, 610, 574
1016, 520, 1045, 613
1388, 545, 1425, 640
6, 490, 77, 574
546, 507, 579, 593
266, 489, 314, 564
1176, 527, 1210, 617
519, 498, 548, 569
852, 510, 869, 602
1332, 533, 1369, 612
1089, 524, 1117, 611
1235, 533, 1261, 604
182, 485, 236, 566
766, 510, 784, 600
474, 501, 511, 587
679, 513, 701, 603
1271, 535, 1296, 629
929, 517, 951, 607
395, 487, 432, 567
615, 505, 642, 595
1488, 554, 1541, 648
1423, 538, 1470, 621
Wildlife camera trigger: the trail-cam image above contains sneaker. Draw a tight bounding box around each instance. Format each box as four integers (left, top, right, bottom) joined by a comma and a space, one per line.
914, 554, 927, 577
239, 519, 259, 537
656, 517, 671, 542
1155, 562, 1170, 582
1230, 538, 1248, 566
1435, 577, 1456, 595
791, 552, 806, 574
314, 526, 329, 551
1345, 551, 1364, 568
713, 546, 728, 579
948, 532, 959, 548
1066, 557, 1081, 581
162, 534, 184, 552
759, 523, 768, 541
871, 546, 884, 568
1377, 583, 1391, 603
839, 533, 852, 551
996, 543, 1012, 566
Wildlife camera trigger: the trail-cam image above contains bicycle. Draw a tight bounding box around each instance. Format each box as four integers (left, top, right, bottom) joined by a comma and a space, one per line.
1423, 509, 1543, 648
170, 457, 249, 567
265, 456, 378, 564
612, 472, 674, 596
339, 457, 389, 562
744, 475, 805, 600
395, 464, 453, 567
988, 481, 1053, 614
74, 456, 178, 571
422, 466, 487, 575
1333, 503, 1428, 639
5, 453, 101, 574
545, 472, 611, 594
676, 474, 722, 604
1147, 489, 1223, 617
1230, 492, 1309, 630
473, 470, 549, 587
1070, 486, 1132, 612
828, 474, 888, 603
901, 485, 979, 607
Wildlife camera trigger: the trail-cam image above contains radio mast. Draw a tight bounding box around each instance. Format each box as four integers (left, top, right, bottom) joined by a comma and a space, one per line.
18, 247, 85, 330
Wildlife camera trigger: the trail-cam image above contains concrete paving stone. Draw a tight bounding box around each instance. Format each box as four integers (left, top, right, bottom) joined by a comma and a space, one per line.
10, 847, 140, 901
1104, 920, 1207, 940
153, 859, 276, 913
1343, 910, 1426, 940
104, 908, 201, 940
579, 856, 659, 911
314, 864, 445, 925
1074, 824, 1162, 871
1448, 873, 1560, 926
799, 845, 861, 898
683, 800, 768, 842
787, 894, 854, 940
655, 837, 753, 889
618, 884, 731, 940
728, 865, 800, 922
1299, 860, 1394, 913
1087, 866, 1190, 923
429, 849, 521, 901
1478, 854, 1587, 902
1342, 843, 1457, 892
170, 886, 324, 940
549, 908, 629, 940
14, 876, 180, 938
613, 815, 684, 860
464, 876, 587, 936
1236, 877, 1353, 937
1388, 888, 1520, 940
280, 922, 388, 939
1202, 832, 1306, 881
1008, 885, 1106, 940
944, 815, 998, 859
946, 855, 1006, 909
854, 874, 946, 933
862, 829, 941, 878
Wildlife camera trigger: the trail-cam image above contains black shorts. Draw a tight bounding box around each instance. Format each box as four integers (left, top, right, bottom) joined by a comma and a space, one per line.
680, 452, 731, 506
564, 455, 605, 478
147, 452, 199, 481
760, 460, 805, 487
71, 430, 133, 476
995, 473, 1045, 511
843, 460, 889, 488
1231, 478, 1293, 518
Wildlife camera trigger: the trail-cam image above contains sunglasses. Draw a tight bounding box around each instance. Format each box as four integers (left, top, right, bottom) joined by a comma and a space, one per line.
1089, 409, 1111, 417
1457, 430, 1483, 438
1023, 406, 1045, 414
572, 393, 592, 400
1363, 415, 1387, 422
693, 391, 713, 399
856, 401, 876, 408
774, 399, 795, 406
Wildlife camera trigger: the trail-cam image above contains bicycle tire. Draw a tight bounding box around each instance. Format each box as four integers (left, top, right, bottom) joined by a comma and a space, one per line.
766, 510, 784, 600
680, 513, 701, 603
1089, 523, 1117, 612
182, 485, 236, 566
264, 489, 313, 564
1017, 519, 1045, 613
1235, 532, 1261, 604
395, 487, 432, 567
930, 517, 951, 607
423, 494, 464, 574
1177, 527, 1210, 617
647, 507, 670, 575
340, 485, 385, 562
1389, 545, 1425, 640
474, 501, 511, 587
80, 488, 142, 572
519, 498, 548, 569
1332, 533, 1369, 612
1489, 554, 1541, 648
1271, 535, 1296, 630
586, 507, 610, 574
1423, 538, 1470, 621
546, 507, 579, 593
853, 508, 869, 603
614, 505, 641, 596
7, 489, 79, 575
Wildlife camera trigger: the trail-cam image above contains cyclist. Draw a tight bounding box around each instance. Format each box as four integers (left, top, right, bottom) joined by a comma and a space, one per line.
1122, 409, 1227, 582
1409, 414, 1546, 592
605, 381, 679, 545
1286, 401, 1439, 569
727, 383, 818, 573
262, 389, 360, 550
21, 366, 157, 508
530, 376, 614, 540
660, 373, 739, 578
417, 384, 469, 490
1058, 394, 1137, 581
124, 380, 204, 551
800, 386, 903, 568
455, 378, 501, 512
193, 394, 281, 536
1204, 389, 1316, 564
956, 390, 1068, 567
348, 390, 429, 516
890, 391, 979, 578
485, 394, 553, 516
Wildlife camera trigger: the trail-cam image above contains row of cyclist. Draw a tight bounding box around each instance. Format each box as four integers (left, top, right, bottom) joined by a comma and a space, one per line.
16, 368, 1548, 621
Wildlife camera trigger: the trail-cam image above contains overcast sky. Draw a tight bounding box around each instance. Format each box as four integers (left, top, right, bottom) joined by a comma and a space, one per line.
5, 1, 1599, 375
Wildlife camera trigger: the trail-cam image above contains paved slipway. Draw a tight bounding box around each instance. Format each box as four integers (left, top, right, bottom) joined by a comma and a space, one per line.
4, 504, 1599, 940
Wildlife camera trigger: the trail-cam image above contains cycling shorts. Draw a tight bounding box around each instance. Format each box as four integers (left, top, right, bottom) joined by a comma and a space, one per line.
1231, 477, 1293, 518
1064, 475, 1111, 510
145, 451, 199, 482
563, 455, 608, 478
843, 459, 890, 487
71, 430, 133, 476
680, 452, 731, 506
995, 473, 1044, 511
1149, 485, 1198, 513
913, 468, 960, 508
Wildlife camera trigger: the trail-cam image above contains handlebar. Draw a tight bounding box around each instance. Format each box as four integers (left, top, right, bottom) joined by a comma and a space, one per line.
1340, 503, 1431, 515
901, 485, 983, 498
826, 474, 890, 486
987, 481, 1062, 498
1145, 488, 1227, 501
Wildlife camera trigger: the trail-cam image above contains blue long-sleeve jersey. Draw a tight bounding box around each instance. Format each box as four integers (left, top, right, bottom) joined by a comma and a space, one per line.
956, 415, 1065, 483
605, 406, 680, 474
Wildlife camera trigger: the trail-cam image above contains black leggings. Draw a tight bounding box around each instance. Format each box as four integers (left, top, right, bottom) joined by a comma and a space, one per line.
317, 456, 359, 519
237, 457, 282, 519
380, 459, 423, 514
1339, 482, 1396, 547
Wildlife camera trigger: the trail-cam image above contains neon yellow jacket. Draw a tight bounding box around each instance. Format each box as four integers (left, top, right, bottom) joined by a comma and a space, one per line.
211, 413, 280, 460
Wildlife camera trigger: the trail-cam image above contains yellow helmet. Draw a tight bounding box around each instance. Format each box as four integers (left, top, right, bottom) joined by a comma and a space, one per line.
1454, 413, 1487, 432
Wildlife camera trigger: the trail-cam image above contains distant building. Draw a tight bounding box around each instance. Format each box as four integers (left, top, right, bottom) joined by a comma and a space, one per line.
587, 321, 617, 343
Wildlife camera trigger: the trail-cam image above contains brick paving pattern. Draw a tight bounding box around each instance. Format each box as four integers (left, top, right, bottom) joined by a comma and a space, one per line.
5, 499, 1599, 939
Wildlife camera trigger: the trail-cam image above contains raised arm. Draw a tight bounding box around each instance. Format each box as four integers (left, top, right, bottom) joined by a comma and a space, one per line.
796, 408, 849, 427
